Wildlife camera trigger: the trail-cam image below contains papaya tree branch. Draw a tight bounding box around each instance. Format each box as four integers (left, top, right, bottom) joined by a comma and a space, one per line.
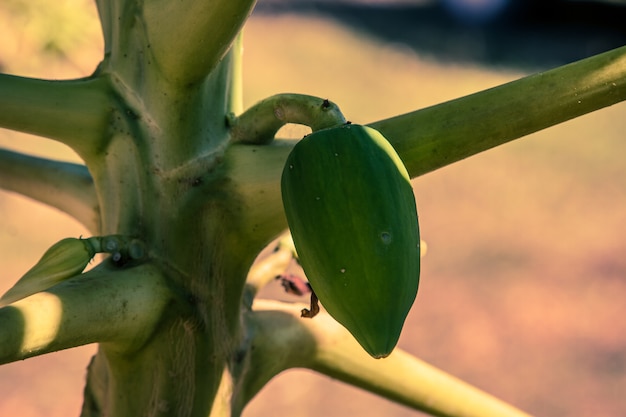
233, 300, 318, 416
225, 140, 294, 253
0, 262, 172, 365
228, 94, 346, 144
0, 149, 100, 232
309, 326, 533, 417
371, 45, 626, 178
243, 232, 296, 307
244, 300, 533, 417
138, 0, 256, 85
226, 47, 626, 251
0, 74, 112, 159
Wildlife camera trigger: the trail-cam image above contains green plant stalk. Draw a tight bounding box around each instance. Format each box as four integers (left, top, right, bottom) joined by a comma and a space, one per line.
78, 69, 244, 417
311, 329, 531, 417
371, 45, 626, 178
232, 301, 318, 416
140, 0, 255, 86
241, 300, 532, 417
67, 4, 268, 415
0, 3, 261, 416
226, 45, 626, 251
0, 74, 111, 160
0, 149, 99, 232
243, 232, 295, 306
95, 0, 256, 86
0, 262, 171, 364
228, 93, 347, 144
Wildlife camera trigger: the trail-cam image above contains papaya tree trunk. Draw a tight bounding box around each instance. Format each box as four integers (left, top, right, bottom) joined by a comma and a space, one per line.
60, 1, 260, 415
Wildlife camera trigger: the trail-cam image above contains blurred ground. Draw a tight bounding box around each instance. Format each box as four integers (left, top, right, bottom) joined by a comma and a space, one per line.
1, 1, 626, 417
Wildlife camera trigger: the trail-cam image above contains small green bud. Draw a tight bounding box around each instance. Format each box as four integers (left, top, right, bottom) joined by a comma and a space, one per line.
0, 237, 96, 307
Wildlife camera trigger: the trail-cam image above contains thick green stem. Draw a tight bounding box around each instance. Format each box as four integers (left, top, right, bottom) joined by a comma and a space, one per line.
245, 300, 533, 417
226, 46, 626, 252
243, 232, 295, 307
228, 94, 346, 144
371, 45, 626, 178
0, 149, 99, 232
142, 0, 256, 86
233, 300, 318, 416
310, 324, 531, 417
0, 74, 112, 159
0, 261, 172, 364
96, 0, 256, 87
71, 11, 260, 416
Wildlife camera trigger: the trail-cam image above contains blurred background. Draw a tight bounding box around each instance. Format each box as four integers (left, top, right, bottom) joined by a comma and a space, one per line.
1, 0, 626, 416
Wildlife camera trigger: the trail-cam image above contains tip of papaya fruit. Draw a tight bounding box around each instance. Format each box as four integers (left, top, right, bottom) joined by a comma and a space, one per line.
361, 339, 395, 359
349, 323, 400, 359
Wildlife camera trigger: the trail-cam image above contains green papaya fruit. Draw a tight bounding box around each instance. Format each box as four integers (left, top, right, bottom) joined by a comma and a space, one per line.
281, 124, 420, 358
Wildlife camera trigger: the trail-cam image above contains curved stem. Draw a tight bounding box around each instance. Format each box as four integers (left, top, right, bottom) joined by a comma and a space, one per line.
233, 300, 318, 416
228, 94, 347, 144
98, 0, 255, 87
371, 45, 626, 179
0, 74, 112, 160
242, 300, 533, 417
0, 149, 100, 232
0, 261, 172, 365
243, 232, 296, 307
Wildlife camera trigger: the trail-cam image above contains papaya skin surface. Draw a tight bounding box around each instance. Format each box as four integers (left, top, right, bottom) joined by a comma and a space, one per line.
281, 124, 420, 358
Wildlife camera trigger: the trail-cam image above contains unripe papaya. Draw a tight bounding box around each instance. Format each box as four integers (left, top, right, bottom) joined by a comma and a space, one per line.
281, 124, 420, 358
